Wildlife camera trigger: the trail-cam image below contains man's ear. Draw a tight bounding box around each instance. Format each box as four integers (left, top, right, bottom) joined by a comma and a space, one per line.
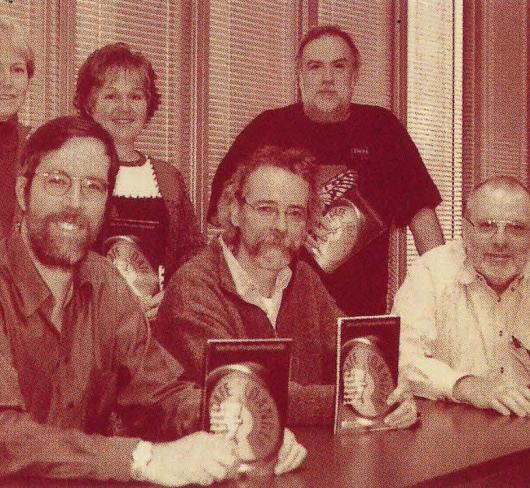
229, 200, 241, 228
351, 67, 360, 88
15, 176, 28, 212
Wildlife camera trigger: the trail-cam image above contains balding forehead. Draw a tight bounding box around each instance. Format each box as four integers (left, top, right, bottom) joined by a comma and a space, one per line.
467, 184, 530, 219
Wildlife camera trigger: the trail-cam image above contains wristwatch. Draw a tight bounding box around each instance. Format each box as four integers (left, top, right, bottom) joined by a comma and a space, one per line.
131, 440, 154, 481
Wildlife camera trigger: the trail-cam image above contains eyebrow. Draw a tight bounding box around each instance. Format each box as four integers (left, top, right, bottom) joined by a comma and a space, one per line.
305, 57, 350, 64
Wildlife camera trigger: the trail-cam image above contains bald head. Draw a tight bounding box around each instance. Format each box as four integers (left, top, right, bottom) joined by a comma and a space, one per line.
462, 176, 530, 294
464, 176, 530, 221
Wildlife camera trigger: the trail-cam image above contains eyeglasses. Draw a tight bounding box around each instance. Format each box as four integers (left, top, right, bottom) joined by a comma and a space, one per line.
240, 198, 308, 225
33, 170, 108, 199
464, 217, 530, 239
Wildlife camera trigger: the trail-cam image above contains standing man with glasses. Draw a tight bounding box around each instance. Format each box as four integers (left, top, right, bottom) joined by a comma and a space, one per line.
155, 145, 417, 429
394, 176, 530, 416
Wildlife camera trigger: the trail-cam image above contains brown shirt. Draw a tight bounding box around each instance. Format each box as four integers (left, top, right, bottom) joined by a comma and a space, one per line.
0, 230, 200, 482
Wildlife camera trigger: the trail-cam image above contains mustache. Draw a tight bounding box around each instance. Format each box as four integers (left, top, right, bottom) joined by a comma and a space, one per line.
256, 232, 299, 253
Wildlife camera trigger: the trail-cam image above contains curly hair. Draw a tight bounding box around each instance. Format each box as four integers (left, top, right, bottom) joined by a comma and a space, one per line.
74, 42, 161, 122
217, 145, 323, 244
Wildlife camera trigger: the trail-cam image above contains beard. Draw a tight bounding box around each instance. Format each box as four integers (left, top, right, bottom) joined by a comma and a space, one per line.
26, 209, 100, 269
303, 96, 351, 123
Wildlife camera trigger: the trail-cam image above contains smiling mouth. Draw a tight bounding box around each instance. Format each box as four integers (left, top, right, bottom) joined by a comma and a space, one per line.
0, 94, 16, 100
54, 221, 86, 234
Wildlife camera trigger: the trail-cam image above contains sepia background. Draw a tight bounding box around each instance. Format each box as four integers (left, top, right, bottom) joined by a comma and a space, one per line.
1, 0, 528, 305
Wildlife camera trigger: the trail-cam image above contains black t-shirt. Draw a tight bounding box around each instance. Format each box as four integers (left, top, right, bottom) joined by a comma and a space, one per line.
208, 103, 441, 315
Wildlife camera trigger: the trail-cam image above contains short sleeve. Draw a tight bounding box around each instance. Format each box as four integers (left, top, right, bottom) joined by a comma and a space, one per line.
376, 110, 442, 226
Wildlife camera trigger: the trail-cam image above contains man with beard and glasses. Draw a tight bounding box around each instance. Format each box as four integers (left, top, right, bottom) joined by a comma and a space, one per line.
207, 25, 444, 317
0, 116, 247, 486
394, 176, 530, 416
155, 145, 417, 428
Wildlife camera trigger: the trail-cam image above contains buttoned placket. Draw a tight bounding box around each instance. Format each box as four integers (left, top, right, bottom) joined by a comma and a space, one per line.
46, 294, 79, 423
473, 276, 523, 381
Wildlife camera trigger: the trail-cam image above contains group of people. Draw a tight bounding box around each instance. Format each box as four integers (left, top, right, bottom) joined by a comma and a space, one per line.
1, 16, 529, 487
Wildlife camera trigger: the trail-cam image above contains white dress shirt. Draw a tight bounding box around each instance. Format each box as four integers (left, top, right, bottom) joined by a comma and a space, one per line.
219, 237, 292, 328
393, 240, 530, 400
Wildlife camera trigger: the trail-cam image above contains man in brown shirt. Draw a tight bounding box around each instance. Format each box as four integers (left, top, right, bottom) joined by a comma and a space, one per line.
0, 116, 239, 486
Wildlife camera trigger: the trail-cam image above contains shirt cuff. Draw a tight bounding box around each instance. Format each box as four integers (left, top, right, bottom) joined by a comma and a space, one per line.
441, 370, 470, 401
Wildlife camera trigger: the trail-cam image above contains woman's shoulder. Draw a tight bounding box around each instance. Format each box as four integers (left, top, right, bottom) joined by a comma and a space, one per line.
147, 155, 185, 182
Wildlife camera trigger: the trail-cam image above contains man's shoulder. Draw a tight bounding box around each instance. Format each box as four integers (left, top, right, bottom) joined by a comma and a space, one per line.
170, 241, 223, 285
411, 240, 466, 279
79, 251, 133, 292
291, 259, 330, 293
246, 103, 302, 128
350, 103, 401, 128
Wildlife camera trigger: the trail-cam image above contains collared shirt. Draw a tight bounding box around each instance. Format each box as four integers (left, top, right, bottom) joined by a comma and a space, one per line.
0, 230, 200, 481
219, 237, 292, 328
393, 239, 530, 400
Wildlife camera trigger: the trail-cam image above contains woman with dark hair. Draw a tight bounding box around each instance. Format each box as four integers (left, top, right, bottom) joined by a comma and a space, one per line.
0, 18, 34, 237
74, 42, 204, 319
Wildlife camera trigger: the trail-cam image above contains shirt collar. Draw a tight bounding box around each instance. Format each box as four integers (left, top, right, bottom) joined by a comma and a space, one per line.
218, 236, 292, 301
5, 227, 92, 318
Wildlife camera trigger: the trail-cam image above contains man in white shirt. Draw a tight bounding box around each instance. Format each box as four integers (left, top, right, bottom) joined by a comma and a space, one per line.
394, 176, 530, 416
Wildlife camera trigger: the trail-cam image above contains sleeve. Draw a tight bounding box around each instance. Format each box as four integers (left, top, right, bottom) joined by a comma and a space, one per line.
153, 261, 237, 383
166, 167, 205, 278
207, 110, 273, 223
377, 109, 442, 227
0, 310, 140, 482
104, 266, 202, 441
287, 268, 342, 426
392, 259, 467, 400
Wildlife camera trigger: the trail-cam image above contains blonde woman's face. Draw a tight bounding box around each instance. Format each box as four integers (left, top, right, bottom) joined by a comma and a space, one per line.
0, 39, 29, 121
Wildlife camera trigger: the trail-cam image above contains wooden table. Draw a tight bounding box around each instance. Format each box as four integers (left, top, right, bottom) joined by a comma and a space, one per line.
3, 399, 530, 487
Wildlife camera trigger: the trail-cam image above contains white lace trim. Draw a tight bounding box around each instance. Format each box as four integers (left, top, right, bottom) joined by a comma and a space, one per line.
113, 157, 162, 198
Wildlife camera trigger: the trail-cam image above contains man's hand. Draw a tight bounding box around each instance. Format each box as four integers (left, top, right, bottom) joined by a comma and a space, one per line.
144, 432, 238, 486
140, 290, 164, 321
453, 375, 530, 417
273, 428, 307, 475
383, 384, 418, 429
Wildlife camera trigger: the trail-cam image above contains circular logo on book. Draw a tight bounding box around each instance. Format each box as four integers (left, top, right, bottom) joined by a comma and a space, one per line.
314, 198, 365, 272
104, 236, 159, 298
207, 363, 281, 462
342, 337, 395, 418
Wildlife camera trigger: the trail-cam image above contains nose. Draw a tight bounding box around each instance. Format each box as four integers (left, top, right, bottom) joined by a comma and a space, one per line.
63, 179, 83, 208
492, 224, 508, 247
274, 209, 288, 233
322, 64, 334, 83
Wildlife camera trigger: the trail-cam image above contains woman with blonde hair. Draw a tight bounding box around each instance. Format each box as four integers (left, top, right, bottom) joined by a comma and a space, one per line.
0, 17, 34, 236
